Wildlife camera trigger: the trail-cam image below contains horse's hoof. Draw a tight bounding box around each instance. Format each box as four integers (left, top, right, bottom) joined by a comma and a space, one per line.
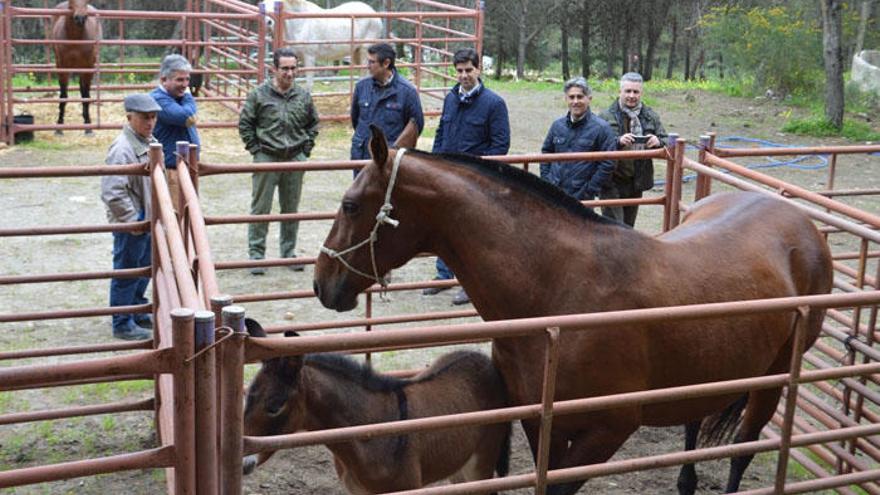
84, 129, 94, 136
54, 130, 63, 136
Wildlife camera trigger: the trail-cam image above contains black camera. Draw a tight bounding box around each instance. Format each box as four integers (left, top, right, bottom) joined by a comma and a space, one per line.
632, 135, 649, 144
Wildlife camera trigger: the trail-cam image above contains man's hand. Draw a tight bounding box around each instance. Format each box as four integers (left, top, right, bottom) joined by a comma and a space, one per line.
646, 134, 661, 148
619, 133, 636, 147
185, 116, 197, 128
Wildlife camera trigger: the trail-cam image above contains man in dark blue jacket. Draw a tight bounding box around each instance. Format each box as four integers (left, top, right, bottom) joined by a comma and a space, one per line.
540, 77, 617, 216
150, 54, 200, 213
350, 43, 424, 170
424, 48, 510, 305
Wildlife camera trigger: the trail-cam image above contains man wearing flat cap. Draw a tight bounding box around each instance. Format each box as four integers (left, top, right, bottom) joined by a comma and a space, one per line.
101, 93, 160, 341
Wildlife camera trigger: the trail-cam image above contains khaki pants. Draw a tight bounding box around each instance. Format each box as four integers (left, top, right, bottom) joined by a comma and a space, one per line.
248, 151, 307, 260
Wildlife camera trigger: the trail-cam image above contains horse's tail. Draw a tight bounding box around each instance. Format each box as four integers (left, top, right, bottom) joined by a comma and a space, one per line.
698, 393, 748, 447
495, 421, 512, 478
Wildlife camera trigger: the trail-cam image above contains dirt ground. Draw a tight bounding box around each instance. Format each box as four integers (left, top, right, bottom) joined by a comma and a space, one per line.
1, 82, 878, 495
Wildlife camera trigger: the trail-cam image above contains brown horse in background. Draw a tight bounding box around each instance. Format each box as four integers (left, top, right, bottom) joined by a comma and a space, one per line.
242, 319, 511, 494
51, 0, 101, 135
313, 124, 834, 494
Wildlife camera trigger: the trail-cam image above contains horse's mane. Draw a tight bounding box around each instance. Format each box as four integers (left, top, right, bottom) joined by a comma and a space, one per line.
410, 149, 622, 226
305, 353, 408, 392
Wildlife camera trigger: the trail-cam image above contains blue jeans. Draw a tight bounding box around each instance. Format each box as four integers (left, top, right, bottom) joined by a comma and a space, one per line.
110, 231, 151, 329
435, 257, 454, 280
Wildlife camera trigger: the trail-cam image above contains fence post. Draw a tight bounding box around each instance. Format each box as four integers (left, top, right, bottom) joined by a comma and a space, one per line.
534, 327, 560, 495
220, 305, 246, 495
194, 310, 218, 495
210, 294, 233, 489
172, 308, 197, 495
694, 134, 713, 201
669, 139, 686, 229
0, 0, 10, 145
662, 133, 679, 232
774, 306, 811, 493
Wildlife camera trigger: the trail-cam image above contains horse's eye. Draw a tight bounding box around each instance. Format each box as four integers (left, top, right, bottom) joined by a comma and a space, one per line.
266, 396, 287, 417
342, 200, 360, 215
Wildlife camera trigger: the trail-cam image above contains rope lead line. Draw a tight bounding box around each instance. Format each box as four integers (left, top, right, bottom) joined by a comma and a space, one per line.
319, 148, 407, 289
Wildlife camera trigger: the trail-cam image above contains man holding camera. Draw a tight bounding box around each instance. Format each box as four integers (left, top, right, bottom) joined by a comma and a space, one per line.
599, 72, 667, 227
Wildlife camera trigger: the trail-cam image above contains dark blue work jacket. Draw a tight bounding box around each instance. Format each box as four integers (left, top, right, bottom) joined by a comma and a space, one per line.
350, 71, 424, 160
539, 112, 617, 200
150, 87, 200, 169
432, 82, 510, 156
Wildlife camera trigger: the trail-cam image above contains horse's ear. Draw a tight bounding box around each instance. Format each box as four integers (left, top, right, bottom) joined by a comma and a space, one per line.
392, 118, 420, 150
268, 355, 304, 384
244, 318, 267, 338
368, 124, 389, 169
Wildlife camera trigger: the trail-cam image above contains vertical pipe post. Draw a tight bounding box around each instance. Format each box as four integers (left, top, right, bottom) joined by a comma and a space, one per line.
273, 0, 283, 53
194, 310, 218, 495
534, 327, 560, 495
365, 291, 373, 364
149, 143, 164, 345
662, 133, 679, 232
210, 294, 233, 488
0, 0, 8, 144
414, 15, 423, 90
669, 139, 686, 228
257, 1, 267, 85
774, 306, 810, 493
220, 305, 246, 495
474, 0, 484, 57
172, 308, 197, 495
694, 134, 712, 201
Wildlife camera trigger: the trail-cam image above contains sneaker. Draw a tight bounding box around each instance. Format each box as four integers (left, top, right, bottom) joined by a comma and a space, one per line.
451, 288, 471, 306
113, 321, 152, 341
250, 266, 267, 276
422, 278, 452, 296
134, 314, 153, 329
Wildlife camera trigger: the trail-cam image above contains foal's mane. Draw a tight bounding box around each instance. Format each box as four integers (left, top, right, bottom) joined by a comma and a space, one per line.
305, 354, 407, 392
410, 149, 620, 226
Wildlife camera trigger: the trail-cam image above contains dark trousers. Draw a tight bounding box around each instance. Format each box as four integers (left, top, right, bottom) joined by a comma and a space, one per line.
248, 151, 306, 260
601, 181, 642, 227
110, 232, 151, 329
435, 257, 454, 280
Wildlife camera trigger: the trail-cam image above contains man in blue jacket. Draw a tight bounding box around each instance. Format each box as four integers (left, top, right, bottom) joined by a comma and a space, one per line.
150, 54, 200, 212
350, 43, 424, 172
424, 48, 510, 305
540, 77, 618, 216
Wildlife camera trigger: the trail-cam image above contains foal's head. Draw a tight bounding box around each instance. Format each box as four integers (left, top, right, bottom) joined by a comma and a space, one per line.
242, 319, 306, 474
314, 122, 423, 311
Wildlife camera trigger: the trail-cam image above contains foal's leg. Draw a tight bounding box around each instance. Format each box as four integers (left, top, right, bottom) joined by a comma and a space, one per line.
725, 388, 782, 493
79, 73, 94, 136
56, 73, 69, 135
677, 420, 702, 495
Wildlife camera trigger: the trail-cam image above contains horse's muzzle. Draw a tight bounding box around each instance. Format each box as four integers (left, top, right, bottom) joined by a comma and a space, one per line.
242, 454, 258, 475
73, 15, 87, 26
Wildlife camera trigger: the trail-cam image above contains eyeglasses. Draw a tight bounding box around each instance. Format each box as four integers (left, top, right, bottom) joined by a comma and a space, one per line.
277, 66, 297, 72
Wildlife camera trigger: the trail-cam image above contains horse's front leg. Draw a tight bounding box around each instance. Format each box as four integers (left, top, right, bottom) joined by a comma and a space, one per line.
79, 73, 94, 136
545, 421, 638, 495
56, 73, 69, 135
677, 420, 702, 495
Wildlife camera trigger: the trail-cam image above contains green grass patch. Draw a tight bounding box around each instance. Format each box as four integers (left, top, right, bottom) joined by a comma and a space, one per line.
782, 116, 880, 142
17, 139, 78, 152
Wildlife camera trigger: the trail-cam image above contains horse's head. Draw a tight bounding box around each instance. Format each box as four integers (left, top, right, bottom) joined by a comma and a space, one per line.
69, 0, 91, 26
242, 318, 306, 474
258, 0, 281, 30
314, 121, 423, 311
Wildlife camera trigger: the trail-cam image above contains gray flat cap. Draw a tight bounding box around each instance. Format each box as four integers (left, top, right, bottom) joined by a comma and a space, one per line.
124, 93, 161, 113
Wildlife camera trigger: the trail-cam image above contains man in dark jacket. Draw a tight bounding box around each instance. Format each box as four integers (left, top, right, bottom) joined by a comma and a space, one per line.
424, 48, 510, 305
350, 43, 424, 171
540, 77, 618, 213
598, 72, 667, 227
239, 48, 320, 275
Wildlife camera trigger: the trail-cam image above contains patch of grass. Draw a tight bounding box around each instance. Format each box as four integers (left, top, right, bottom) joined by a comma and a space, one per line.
782, 116, 880, 142
17, 140, 78, 152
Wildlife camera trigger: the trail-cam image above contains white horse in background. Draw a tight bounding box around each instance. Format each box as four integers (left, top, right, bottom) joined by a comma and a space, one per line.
260, 0, 383, 88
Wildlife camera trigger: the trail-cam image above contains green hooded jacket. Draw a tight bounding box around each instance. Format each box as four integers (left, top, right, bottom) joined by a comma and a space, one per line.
239, 80, 320, 158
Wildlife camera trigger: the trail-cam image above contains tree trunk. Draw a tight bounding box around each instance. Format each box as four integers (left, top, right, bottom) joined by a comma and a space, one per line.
516, 1, 528, 79
683, 33, 691, 81
718, 52, 724, 79
561, 12, 570, 80
581, 5, 591, 78
855, 0, 876, 55
605, 29, 616, 77
666, 16, 678, 79
821, 0, 845, 129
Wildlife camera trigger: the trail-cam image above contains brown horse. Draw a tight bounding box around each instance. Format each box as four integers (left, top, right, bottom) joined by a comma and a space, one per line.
313, 124, 834, 494
51, 0, 102, 135
242, 319, 511, 494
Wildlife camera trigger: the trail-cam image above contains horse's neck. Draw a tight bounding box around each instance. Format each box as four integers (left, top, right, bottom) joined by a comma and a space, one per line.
301, 365, 398, 430
402, 160, 641, 320
285, 0, 320, 12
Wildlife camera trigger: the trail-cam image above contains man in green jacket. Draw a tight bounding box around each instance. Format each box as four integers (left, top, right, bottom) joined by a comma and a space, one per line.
598, 72, 667, 227
239, 48, 320, 275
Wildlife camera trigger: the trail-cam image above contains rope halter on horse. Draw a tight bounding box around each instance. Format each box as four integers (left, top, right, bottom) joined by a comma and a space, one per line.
319, 148, 407, 288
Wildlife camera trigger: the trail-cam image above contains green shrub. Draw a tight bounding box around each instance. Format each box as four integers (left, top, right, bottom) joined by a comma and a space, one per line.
782, 116, 880, 142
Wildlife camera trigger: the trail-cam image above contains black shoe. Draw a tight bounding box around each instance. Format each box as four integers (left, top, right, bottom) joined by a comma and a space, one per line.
134, 314, 153, 329
288, 264, 305, 272
451, 288, 471, 305
250, 266, 266, 276
422, 278, 452, 296
113, 321, 152, 341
